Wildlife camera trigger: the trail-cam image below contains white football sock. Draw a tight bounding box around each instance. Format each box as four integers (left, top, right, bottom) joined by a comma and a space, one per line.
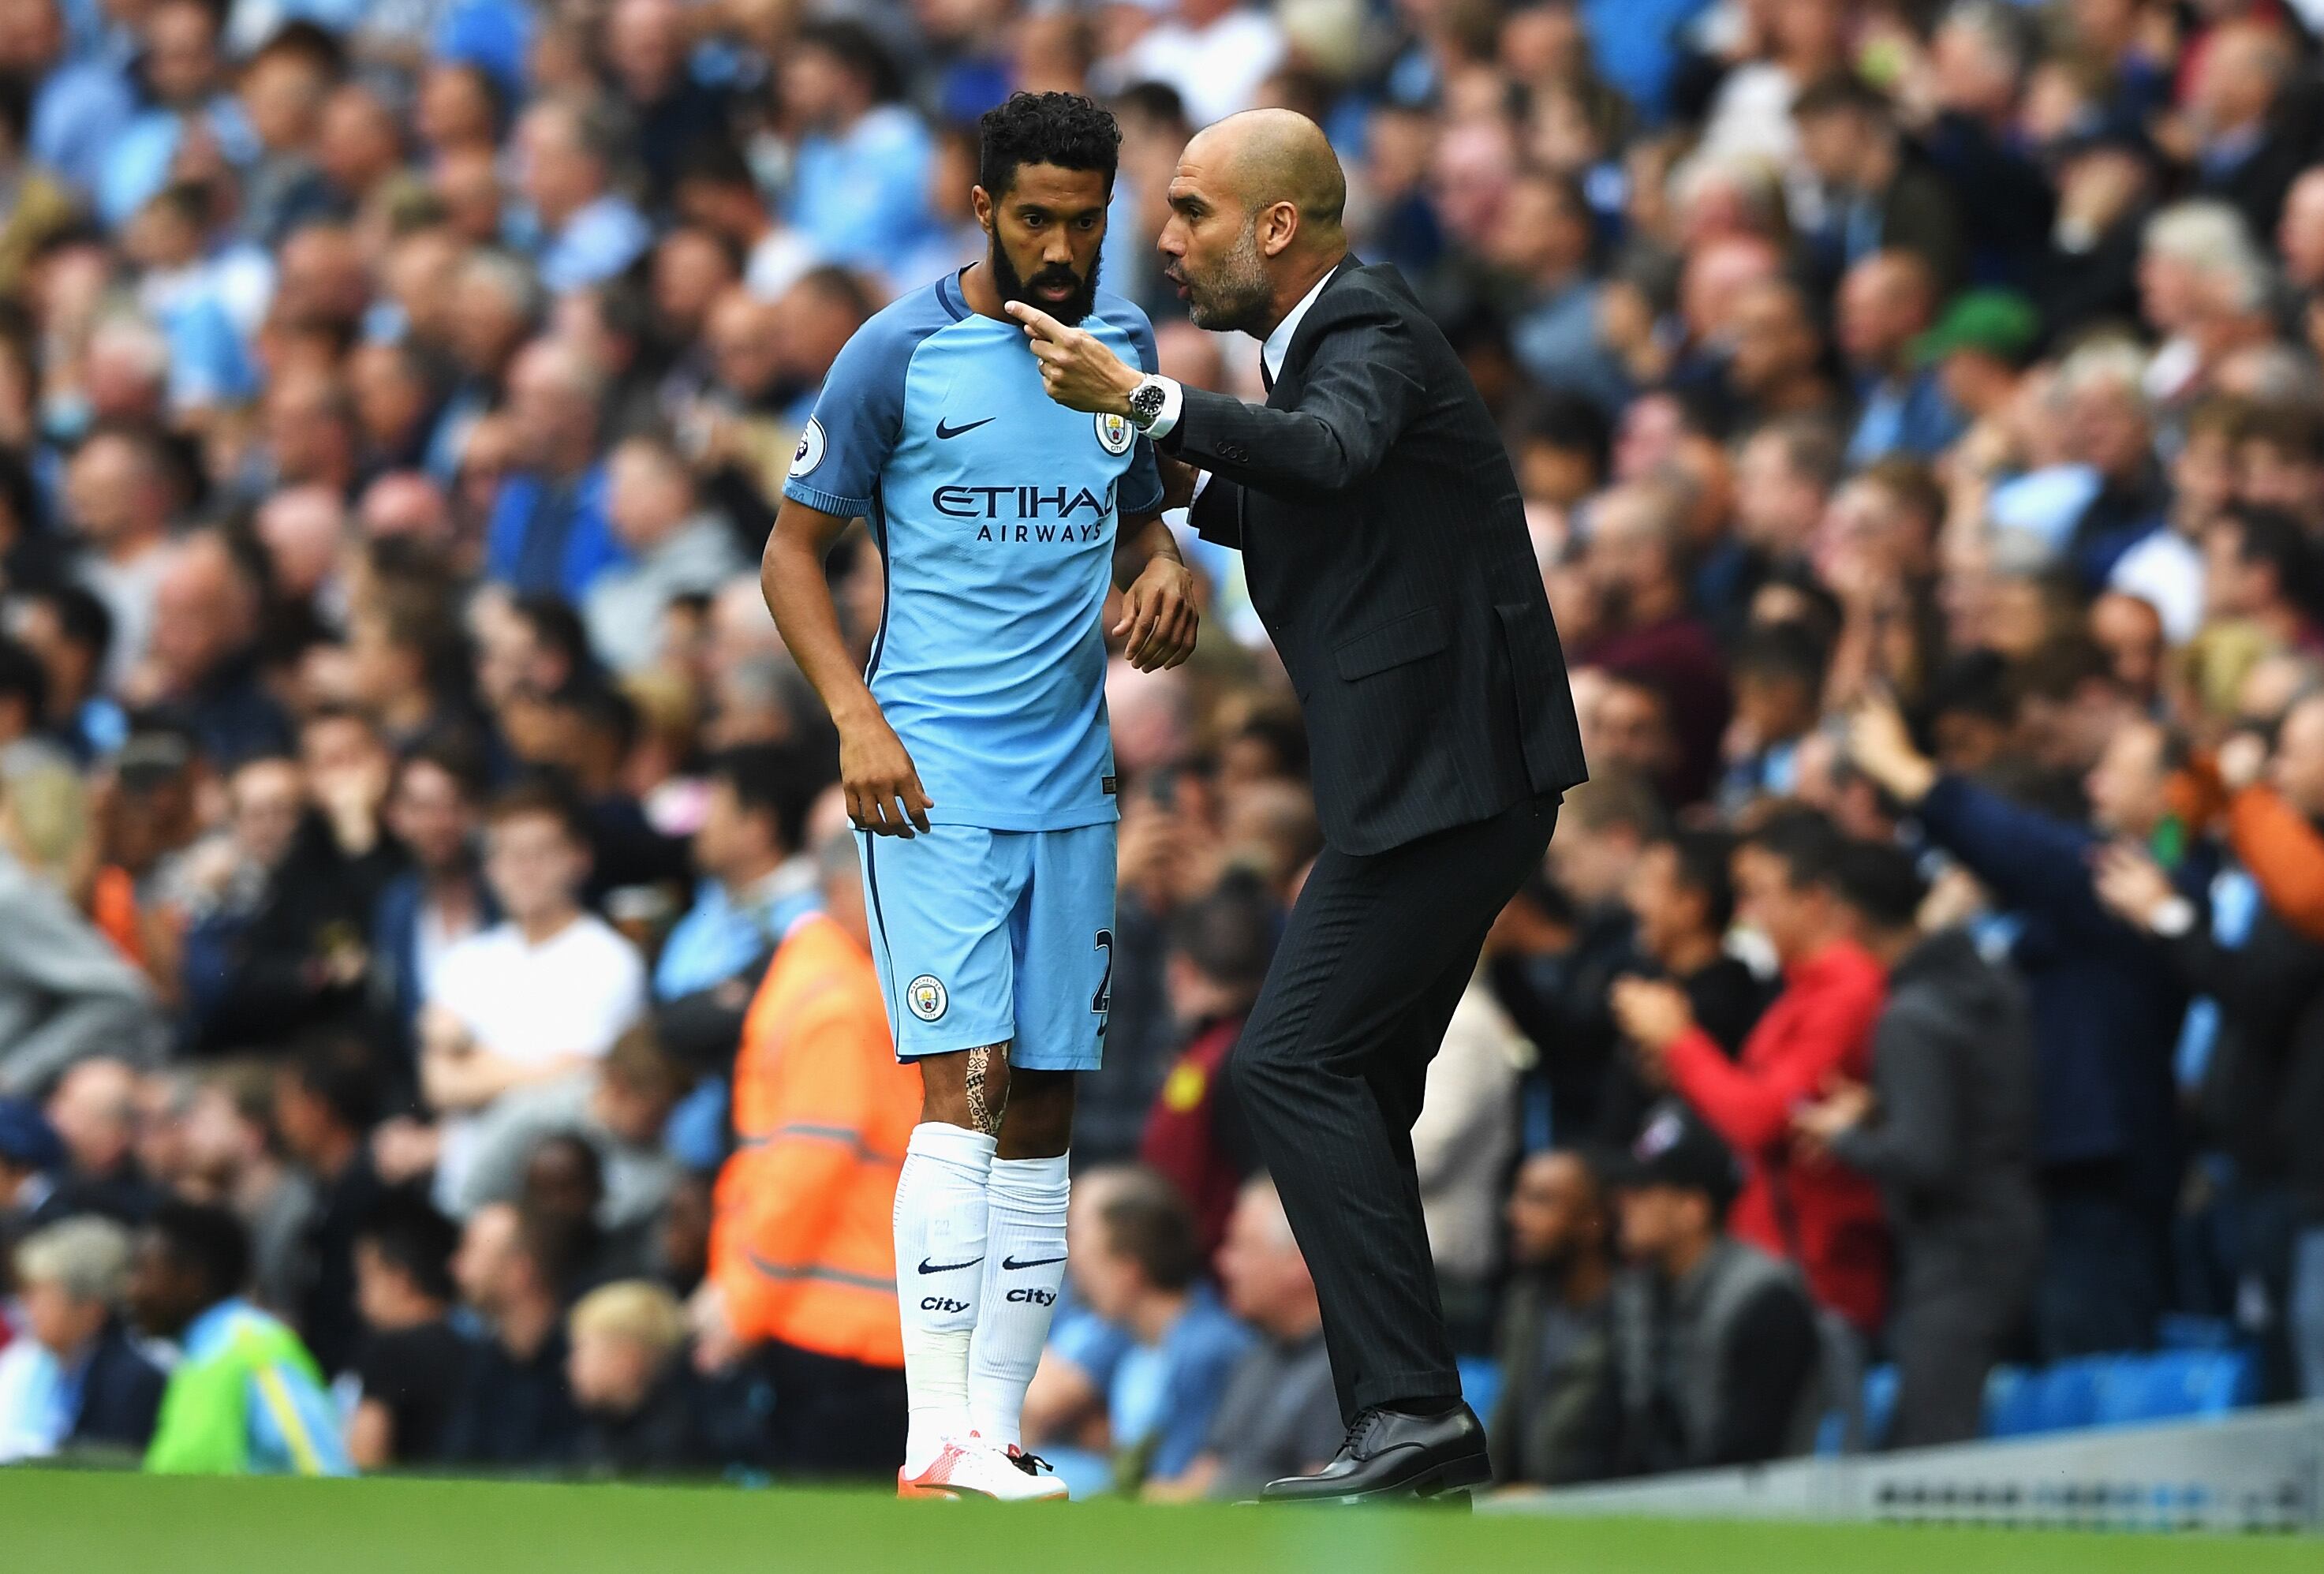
894, 1121, 996, 1474
967, 1153, 1071, 1450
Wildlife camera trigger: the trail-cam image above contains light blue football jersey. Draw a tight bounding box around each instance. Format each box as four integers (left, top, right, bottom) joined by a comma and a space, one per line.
784, 270, 1164, 831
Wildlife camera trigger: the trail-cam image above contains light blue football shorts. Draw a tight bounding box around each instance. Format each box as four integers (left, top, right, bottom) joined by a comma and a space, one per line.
857, 821, 1116, 1071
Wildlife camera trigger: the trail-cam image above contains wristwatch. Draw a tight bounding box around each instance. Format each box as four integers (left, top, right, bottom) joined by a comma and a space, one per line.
1125, 375, 1170, 431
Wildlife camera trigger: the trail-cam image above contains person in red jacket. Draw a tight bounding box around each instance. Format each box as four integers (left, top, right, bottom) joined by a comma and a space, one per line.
1140, 876, 1277, 1260
1611, 809, 1891, 1334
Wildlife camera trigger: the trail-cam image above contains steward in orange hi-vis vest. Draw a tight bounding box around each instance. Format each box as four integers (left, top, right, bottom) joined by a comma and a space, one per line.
710, 910, 922, 1368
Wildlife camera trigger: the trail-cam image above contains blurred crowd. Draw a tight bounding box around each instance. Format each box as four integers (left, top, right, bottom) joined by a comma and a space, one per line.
4, 0, 2324, 1499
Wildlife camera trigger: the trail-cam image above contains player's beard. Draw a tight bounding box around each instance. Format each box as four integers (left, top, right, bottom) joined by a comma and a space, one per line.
992, 241, 1100, 326
1176, 217, 1272, 335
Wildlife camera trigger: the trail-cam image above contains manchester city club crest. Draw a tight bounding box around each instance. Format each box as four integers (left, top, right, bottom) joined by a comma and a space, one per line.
906, 974, 948, 1022
1094, 412, 1134, 455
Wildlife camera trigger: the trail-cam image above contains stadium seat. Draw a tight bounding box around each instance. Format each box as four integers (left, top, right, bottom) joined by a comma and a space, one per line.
2090, 1350, 2258, 1428
1459, 1348, 1496, 1423
1859, 1364, 1899, 1451
1458, 1357, 1501, 1432
2155, 1314, 2238, 1351
1983, 1359, 2106, 1438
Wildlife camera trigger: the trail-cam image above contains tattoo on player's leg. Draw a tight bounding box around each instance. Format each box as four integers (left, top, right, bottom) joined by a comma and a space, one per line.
965, 1044, 1007, 1138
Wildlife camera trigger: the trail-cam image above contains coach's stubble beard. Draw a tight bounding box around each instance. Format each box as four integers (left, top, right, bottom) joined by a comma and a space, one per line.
1179, 219, 1274, 337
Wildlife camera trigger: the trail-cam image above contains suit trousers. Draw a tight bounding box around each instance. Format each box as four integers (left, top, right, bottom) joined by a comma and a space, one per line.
1226, 791, 1560, 1422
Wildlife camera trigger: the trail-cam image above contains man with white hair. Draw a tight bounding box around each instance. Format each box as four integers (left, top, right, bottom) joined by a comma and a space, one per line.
2139, 200, 2277, 408
0, 1215, 165, 1460
2057, 338, 2170, 588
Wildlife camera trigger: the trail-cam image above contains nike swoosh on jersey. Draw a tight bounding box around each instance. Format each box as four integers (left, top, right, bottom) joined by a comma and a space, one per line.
1000, 1254, 1067, 1271
918, 1255, 985, 1274
935, 416, 996, 439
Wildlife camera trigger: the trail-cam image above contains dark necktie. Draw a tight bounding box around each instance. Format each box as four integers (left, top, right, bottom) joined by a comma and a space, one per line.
1260, 357, 1275, 397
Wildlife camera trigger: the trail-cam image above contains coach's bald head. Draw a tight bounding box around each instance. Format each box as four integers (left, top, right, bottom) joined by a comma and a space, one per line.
1160, 109, 1350, 338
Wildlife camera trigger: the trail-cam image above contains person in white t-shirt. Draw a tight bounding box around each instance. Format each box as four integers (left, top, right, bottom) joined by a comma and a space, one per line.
420, 780, 646, 1207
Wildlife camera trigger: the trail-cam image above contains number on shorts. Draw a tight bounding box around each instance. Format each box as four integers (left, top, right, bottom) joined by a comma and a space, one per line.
1092, 928, 1114, 1017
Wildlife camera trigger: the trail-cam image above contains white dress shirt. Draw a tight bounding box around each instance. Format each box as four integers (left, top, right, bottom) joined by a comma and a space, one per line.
1143, 264, 1340, 441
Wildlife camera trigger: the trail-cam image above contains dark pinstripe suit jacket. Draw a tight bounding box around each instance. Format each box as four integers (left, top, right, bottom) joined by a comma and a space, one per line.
1172, 259, 1589, 855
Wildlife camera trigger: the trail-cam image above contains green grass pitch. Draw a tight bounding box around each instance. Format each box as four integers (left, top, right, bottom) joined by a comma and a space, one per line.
3, 1469, 2317, 1574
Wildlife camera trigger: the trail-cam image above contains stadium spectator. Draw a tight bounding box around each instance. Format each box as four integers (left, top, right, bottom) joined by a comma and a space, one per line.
1789, 72, 1966, 297
1025, 1167, 1251, 1497
515, 95, 651, 295
1493, 771, 1659, 1145
1850, 686, 2203, 1363
346, 1191, 466, 1469
2096, 694, 2324, 1401
0, 811, 162, 1095
581, 434, 747, 675
0, 1215, 163, 1460
420, 780, 646, 1209
517, 1130, 648, 1299
1148, 1176, 1336, 1502
484, 339, 621, 603
1414, 958, 1530, 1352
778, 21, 936, 279
1612, 810, 1890, 1336
1138, 873, 1275, 1258
0, 1097, 67, 1244
43, 1057, 162, 1224
567, 1278, 716, 1477
1575, 484, 1732, 806
130, 1200, 349, 1475
369, 742, 498, 1081
1833, 252, 1959, 466
654, 743, 825, 1008
271, 1037, 387, 1378
1795, 841, 2042, 1448
450, 1029, 685, 1249
1488, 1150, 1614, 1488
185, 708, 402, 1056
1605, 828, 1771, 1144
1598, 1105, 1823, 1475
693, 831, 917, 1476
439, 1202, 580, 1469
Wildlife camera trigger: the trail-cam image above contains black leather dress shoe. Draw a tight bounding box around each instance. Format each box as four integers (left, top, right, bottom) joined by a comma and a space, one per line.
1259, 1403, 1492, 1504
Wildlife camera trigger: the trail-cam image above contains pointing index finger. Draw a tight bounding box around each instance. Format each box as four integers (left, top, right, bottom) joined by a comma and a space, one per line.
1005, 301, 1065, 339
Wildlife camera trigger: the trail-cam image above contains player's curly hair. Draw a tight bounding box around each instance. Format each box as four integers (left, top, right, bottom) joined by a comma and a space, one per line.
977, 91, 1121, 200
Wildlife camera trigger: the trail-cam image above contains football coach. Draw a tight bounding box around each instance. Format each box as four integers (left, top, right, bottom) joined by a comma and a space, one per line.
1012, 107, 1586, 1502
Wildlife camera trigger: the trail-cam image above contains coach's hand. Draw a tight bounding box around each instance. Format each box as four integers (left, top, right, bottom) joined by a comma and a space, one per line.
838, 707, 934, 836
1115, 555, 1199, 671
1008, 302, 1141, 415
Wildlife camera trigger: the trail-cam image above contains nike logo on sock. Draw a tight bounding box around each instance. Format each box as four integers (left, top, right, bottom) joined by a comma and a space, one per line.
935, 416, 995, 439
918, 1255, 985, 1274
1000, 1254, 1067, 1271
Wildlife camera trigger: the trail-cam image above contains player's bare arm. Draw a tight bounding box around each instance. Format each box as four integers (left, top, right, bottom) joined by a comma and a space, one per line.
760, 495, 933, 837
1111, 511, 1198, 671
